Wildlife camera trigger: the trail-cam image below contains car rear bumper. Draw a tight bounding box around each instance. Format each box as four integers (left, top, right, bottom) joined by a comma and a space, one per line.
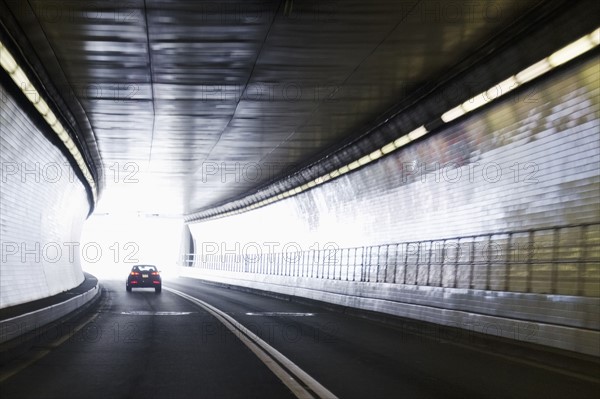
127, 280, 161, 288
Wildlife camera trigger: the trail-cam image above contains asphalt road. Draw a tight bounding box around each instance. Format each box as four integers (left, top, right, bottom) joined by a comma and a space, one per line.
1, 276, 599, 398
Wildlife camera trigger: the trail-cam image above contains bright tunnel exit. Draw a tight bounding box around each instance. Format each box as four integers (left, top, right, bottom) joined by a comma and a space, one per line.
80, 213, 184, 280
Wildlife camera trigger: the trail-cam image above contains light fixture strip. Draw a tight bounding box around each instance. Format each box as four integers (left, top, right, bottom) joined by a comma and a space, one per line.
443, 28, 598, 123
192, 28, 599, 221
0, 41, 97, 203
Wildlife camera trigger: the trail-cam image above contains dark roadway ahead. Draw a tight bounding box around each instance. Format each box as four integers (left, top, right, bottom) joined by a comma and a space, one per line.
1, 276, 599, 399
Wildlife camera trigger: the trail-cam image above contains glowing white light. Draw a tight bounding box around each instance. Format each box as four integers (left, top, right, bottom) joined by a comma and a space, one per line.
549, 36, 595, 67
393, 135, 411, 148
515, 59, 551, 84
357, 155, 371, 166
381, 142, 396, 154
34, 98, 50, 116
0, 44, 18, 73
441, 105, 465, 123
461, 92, 489, 112
369, 149, 383, 161
348, 161, 360, 170
203, 29, 600, 219
52, 122, 66, 136
407, 126, 428, 141
0, 40, 97, 204
590, 28, 600, 45
44, 112, 57, 126
10, 67, 29, 89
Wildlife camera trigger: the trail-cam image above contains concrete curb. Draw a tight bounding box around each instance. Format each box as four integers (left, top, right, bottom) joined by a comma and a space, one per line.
0, 283, 100, 345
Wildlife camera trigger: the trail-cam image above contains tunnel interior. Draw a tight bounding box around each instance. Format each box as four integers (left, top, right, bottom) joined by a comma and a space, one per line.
0, 1, 599, 397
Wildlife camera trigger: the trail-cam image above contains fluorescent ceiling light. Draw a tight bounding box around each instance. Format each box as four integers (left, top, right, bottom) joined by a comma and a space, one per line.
590, 28, 600, 45
357, 155, 371, 166
0, 40, 97, 203
381, 142, 396, 154
515, 59, 551, 84
348, 161, 360, 170
23, 83, 40, 104
549, 36, 595, 67
10, 67, 29, 89
44, 112, 57, 126
369, 149, 383, 161
461, 92, 489, 112
34, 98, 50, 116
0, 45, 18, 73
52, 122, 66, 136
407, 126, 428, 141
393, 135, 411, 148
441, 105, 465, 123
204, 29, 600, 220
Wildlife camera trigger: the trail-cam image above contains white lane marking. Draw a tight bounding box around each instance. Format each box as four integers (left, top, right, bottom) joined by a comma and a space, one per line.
246, 312, 315, 317
165, 287, 338, 399
119, 311, 194, 316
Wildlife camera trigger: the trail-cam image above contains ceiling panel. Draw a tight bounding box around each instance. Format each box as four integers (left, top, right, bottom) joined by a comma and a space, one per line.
3, 0, 541, 214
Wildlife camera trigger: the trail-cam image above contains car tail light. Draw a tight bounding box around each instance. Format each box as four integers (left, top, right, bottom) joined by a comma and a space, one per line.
153, 281, 160, 284
131, 280, 138, 284
151, 272, 159, 276
130, 272, 140, 276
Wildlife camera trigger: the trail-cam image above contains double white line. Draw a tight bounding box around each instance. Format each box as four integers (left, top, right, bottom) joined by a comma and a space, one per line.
165, 287, 338, 399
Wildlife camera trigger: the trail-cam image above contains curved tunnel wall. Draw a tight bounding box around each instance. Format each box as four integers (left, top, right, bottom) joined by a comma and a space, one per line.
185, 56, 600, 355
190, 56, 599, 272
0, 79, 90, 309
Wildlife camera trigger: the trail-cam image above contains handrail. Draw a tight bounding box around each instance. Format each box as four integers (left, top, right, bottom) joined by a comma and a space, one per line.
180, 222, 600, 297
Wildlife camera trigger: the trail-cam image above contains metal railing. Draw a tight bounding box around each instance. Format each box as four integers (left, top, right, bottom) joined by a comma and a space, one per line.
181, 222, 600, 297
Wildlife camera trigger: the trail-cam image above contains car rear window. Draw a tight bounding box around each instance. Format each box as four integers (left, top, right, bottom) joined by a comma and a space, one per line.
133, 265, 157, 272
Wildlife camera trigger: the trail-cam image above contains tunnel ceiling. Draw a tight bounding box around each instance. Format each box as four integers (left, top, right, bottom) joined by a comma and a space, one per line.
2, 0, 542, 215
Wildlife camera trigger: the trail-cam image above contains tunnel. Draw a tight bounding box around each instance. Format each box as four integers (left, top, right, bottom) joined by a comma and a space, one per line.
0, 1, 599, 398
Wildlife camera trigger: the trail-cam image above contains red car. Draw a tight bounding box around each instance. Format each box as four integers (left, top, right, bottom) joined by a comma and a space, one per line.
126, 265, 162, 293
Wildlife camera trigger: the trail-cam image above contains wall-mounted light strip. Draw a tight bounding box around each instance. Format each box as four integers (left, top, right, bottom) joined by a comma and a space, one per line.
442, 28, 599, 123
187, 27, 599, 223
0, 40, 97, 204
187, 122, 431, 222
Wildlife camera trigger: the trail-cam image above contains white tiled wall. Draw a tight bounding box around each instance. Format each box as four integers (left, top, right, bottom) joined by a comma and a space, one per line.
188, 56, 600, 351
0, 82, 89, 309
